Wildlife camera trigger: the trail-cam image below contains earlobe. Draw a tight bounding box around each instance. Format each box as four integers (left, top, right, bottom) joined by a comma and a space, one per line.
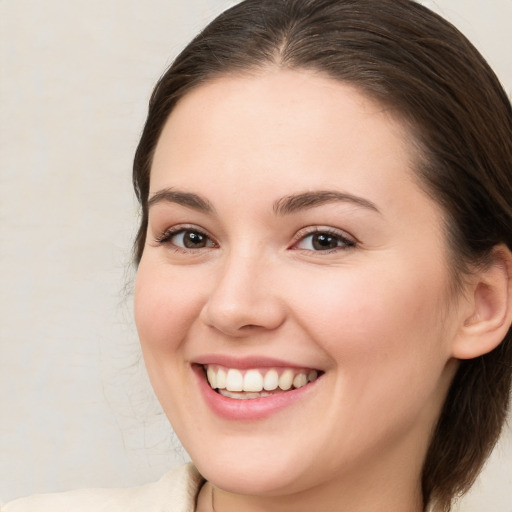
452, 245, 512, 360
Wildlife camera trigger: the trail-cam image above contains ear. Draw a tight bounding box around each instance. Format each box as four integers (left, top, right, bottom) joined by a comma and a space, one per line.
452, 245, 512, 360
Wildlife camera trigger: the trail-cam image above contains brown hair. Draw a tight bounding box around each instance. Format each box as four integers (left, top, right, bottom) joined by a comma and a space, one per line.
132, 1, 512, 510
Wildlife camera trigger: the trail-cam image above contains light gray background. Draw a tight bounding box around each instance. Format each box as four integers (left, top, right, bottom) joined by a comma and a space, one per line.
1, 0, 511, 509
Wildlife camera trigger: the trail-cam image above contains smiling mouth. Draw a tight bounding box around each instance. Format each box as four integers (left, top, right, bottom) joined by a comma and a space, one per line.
203, 365, 321, 400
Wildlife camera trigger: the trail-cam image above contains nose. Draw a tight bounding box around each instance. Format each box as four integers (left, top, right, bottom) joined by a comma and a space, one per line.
200, 251, 286, 337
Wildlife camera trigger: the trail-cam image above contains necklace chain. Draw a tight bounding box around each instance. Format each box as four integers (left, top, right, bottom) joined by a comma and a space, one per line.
210, 483, 216, 512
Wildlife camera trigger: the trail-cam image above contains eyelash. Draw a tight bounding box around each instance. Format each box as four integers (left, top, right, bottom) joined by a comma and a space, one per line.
154, 225, 217, 253
290, 227, 356, 253
154, 225, 356, 254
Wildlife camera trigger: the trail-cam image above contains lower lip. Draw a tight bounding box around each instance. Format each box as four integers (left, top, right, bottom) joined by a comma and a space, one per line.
192, 365, 319, 421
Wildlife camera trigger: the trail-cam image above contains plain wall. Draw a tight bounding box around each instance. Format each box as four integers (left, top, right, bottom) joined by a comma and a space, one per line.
1, 0, 511, 509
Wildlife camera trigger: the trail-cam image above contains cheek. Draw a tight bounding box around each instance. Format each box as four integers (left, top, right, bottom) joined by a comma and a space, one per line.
134, 259, 205, 356
288, 261, 450, 378
288, 264, 453, 446
133, 260, 207, 423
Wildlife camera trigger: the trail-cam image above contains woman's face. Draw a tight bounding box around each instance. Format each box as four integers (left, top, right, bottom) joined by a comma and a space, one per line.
135, 70, 462, 499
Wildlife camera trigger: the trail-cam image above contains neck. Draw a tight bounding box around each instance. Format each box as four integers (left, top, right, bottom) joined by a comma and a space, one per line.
211, 487, 423, 512
206, 450, 425, 512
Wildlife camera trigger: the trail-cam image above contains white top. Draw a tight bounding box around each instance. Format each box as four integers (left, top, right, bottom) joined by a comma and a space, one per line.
2, 464, 204, 512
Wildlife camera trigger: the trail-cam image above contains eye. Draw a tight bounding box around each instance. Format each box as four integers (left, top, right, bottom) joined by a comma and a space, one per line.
156, 227, 216, 250
293, 229, 356, 252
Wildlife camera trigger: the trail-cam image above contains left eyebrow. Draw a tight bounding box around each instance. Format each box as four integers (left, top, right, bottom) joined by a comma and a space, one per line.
147, 188, 214, 214
273, 190, 381, 215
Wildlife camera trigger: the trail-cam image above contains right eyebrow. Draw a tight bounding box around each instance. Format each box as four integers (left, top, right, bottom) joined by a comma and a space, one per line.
273, 190, 380, 216
147, 188, 214, 214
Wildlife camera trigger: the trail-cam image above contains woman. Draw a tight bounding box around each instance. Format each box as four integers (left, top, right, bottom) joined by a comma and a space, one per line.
4, 0, 512, 511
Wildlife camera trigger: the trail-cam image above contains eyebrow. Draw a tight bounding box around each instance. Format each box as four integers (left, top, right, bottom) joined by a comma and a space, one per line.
273, 190, 380, 215
147, 188, 379, 216
147, 188, 214, 213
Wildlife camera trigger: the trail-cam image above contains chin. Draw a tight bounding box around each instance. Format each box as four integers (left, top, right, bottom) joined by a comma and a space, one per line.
194, 455, 308, 496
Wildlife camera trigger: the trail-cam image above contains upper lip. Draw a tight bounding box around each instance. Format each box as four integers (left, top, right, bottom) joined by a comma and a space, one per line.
193, 354, 321, 371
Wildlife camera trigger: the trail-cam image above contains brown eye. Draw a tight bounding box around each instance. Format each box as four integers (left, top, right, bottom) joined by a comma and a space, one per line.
294, 230, 356, 252
182, 230, 209, 248
159, 228, 216, 250
311, 233, 339, 250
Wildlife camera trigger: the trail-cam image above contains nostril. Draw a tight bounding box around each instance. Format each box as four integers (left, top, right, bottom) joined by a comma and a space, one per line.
199, 267, 287, 335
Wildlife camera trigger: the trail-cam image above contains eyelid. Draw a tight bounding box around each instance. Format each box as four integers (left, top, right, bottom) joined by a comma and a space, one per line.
290, 226, 357, 251
153, 224, 356, 253
154, 224, 218, 249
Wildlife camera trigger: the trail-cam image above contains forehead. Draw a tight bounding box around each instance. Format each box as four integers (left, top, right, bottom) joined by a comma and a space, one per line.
154, 68, 410, 162
150, 69, 427, 217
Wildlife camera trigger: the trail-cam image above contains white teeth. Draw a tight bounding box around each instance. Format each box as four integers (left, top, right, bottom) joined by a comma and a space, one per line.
205, 365, 320, 394
263, 369, 279, 391
293, 373, 307, 389
217, 368, 227, 389
278, 369, 294, 391
243, 370, 263, 392
226, 369, 243, 391
220, 390, 274, 400
207, 367, 217, 389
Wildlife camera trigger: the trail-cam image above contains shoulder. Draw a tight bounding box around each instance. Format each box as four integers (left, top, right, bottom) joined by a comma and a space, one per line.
2, 463, 204, 512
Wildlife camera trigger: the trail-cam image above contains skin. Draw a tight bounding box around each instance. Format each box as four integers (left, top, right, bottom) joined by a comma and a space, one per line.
134, 69, 469, 512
